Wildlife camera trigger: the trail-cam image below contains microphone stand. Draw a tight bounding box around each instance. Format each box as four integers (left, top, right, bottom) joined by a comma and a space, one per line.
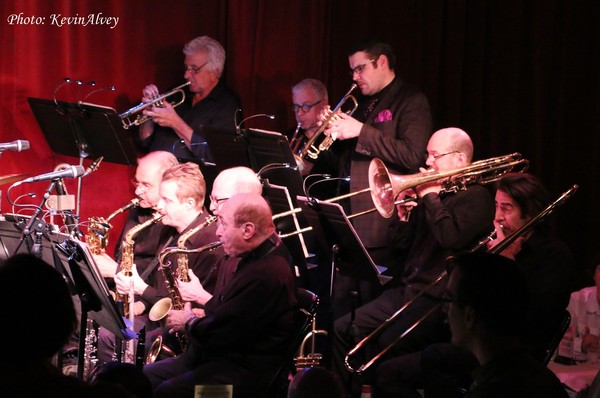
13, 180, 57, 257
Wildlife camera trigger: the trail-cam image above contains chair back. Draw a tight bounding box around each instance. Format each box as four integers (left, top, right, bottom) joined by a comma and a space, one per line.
263, 288, 319, 397
541, 309, 571, 365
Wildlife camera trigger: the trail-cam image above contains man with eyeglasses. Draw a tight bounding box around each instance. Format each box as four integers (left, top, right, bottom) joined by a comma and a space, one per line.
287, 78, 333, 176
320, 39, 433, 317
137, 35, 241, 163
330, 128, 495, 395
93, 150, 179, 364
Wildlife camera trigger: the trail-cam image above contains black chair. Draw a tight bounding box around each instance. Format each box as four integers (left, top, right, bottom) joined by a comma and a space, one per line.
542, 309, 572, 365
263, 288, 319, 398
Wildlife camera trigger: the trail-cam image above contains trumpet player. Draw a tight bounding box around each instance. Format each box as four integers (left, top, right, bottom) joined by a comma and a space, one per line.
321, 38, 434, 316
137, 35, 241, 162
288, 78, 338, 178
331, 128, 496, 395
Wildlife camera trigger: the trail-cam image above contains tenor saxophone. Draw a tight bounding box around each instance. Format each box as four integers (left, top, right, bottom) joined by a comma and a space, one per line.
149, 215, 217, 322
146, 215, 217, 364
87, 198, 140, 255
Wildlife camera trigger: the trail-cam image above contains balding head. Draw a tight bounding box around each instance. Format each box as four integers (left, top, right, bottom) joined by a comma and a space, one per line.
216, 193, 274, 257
210, 167, 262, 215
134, 151, 179, 208
431, 128, 473, 162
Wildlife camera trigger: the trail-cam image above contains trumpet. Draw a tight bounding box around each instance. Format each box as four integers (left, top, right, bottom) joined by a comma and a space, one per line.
119, 82, 191, 129
298, 84, 358, 160
344, 183, 579, 374
369, 152, 530, 218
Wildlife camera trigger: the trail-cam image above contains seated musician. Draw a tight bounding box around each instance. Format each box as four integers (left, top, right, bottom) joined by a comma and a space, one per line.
330, 127, 495, 395
143, 193, 298, 398
374, 172, 577, 397
94, 151, 178, 364
174, 165, 262, 307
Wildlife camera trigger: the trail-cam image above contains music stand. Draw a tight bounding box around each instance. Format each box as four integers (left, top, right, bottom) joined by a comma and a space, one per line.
296, 196, 391, 286
27, 98, 138, 165
56, 238, 133, 379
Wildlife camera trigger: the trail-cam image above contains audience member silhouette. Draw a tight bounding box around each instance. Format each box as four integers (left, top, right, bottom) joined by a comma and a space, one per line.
287, 367, 345, 398
92, 362, 153, 398
0, 253, 132, 398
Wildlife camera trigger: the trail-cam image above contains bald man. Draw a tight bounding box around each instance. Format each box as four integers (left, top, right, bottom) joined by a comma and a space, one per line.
144, 194, 297, 398
331, 128, 496, 394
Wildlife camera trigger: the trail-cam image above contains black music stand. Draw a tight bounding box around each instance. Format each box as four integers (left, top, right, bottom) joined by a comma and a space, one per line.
56, 238, 133, 379
201, 126, 304, 199
27, 98, 138, 165
296, 196, 391, 286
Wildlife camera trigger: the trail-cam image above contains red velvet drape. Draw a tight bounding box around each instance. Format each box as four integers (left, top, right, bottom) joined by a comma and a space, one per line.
1, 0, 598, 267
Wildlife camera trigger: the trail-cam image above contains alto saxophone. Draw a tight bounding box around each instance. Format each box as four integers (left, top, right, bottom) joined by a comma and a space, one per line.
116, 211, 164, 318
87, 198, 140, 255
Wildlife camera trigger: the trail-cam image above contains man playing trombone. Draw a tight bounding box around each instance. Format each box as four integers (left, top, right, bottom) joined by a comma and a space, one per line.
374, 172, 577, 397
330, 128, 496, 395
137, 36, 241, 162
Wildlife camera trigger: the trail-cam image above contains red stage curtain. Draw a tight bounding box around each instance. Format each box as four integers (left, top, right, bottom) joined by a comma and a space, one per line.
0, 0, 598, 268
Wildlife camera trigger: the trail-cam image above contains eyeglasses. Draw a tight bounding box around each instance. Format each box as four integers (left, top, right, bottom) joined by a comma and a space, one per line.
427, 150, 459, 160
291, 99, 323, 113
210, 195, 229, 205
349, 59, 376, 76
131, 178, 154, 193
184, 61, 209, 75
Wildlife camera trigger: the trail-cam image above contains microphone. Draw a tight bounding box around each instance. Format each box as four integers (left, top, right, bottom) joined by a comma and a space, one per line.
22, 165, 85, 183
235, 109, 275, 134
83, 156, 104, 177
0, 140, 30, 152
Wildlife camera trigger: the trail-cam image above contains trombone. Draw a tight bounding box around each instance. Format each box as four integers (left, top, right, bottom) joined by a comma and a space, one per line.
119, 82, 191, 129
369, 152, 529, 218
343, 183, 579, 374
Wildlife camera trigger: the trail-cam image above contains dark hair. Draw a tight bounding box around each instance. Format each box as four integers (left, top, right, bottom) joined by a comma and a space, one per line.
448, 252, 530, 334
347, 38, 396, 70
287, 367, 345, 398
496, 173, 550, 219
92, 362, 153, 398
0, 254, 77, 360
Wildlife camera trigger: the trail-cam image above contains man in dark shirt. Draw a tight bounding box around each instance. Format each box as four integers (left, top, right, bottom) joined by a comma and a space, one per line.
143, 194, 297, 398
443, 252, 568, 398
94, 151, 178, 364
138, 35, 241, 163
375, 173, 576, 397
331, 128, 495, 393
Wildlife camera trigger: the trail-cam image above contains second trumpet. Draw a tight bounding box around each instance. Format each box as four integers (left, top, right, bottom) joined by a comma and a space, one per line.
299, 83, 358, 160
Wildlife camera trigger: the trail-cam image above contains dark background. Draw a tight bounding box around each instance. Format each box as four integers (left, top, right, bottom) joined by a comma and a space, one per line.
0, 0, 597, 272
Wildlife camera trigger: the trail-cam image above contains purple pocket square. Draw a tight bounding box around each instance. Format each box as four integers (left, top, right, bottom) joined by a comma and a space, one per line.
374, 109, 393, 123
